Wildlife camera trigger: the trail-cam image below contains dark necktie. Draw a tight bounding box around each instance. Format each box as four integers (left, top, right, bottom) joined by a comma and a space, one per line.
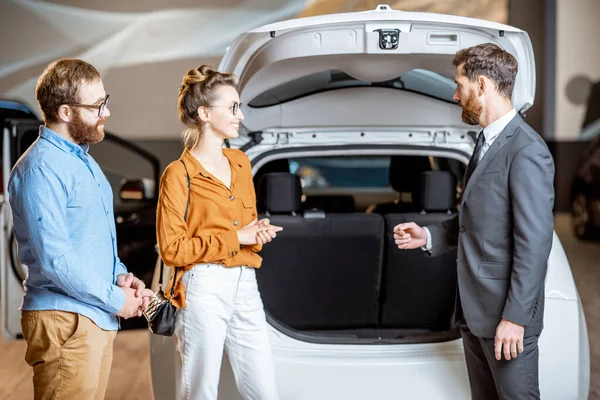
464, 130, 485, 188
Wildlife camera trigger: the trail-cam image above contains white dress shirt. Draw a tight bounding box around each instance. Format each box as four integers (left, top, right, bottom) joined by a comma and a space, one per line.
422, 108, 517, 251
477, 108, 517, 162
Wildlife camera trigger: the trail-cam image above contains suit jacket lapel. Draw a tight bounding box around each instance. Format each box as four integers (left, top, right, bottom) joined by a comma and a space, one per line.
461, 114, 523, 206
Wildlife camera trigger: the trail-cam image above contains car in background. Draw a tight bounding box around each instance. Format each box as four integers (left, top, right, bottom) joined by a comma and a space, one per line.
571, 134, 600, 240
0, 99, 160, 336
571, 82, 600, 240
148, 5, 590, 400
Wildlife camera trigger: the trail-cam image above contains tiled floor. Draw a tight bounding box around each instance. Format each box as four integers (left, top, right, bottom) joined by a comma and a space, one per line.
0, 213, 597, 399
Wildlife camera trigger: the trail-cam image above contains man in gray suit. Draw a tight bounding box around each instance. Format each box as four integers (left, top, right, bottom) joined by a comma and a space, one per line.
394, 43, 555, 399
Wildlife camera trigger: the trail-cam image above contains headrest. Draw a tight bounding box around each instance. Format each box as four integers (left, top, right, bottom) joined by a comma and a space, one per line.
257, 172, 302, 214
389, 156, 432, 195
420, 171, 457, 212
253, 159, 290, 186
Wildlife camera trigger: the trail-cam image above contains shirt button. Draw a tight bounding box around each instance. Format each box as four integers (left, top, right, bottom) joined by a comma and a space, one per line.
233, 220, 239, 226
459, 225, 465, 233
97, 183, 101, 187
106, 211, 109, 215
229, 195, 235, 201
232, 251, 237, 256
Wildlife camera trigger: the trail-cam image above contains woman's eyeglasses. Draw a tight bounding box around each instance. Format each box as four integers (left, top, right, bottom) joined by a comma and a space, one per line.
208, 102, 243, 116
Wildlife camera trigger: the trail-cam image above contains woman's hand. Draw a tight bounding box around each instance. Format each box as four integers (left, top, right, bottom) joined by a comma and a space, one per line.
255, 218, 283, 245
236, 219, 266, 245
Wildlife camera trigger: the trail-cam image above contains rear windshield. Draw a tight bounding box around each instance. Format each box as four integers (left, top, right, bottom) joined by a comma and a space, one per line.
290, 157, 390, 189
248, 69, 457, 107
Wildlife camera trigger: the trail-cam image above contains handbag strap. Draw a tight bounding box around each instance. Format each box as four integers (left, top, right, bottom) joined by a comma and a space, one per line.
159, 160, 191, 294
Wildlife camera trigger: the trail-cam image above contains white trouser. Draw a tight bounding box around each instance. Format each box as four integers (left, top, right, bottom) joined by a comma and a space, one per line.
174, 264, 279, 400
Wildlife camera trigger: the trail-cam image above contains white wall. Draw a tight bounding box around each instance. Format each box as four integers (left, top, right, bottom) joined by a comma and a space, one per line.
1, 0, 510, 140
0, 0, 309, 140
555, 0, 600, 140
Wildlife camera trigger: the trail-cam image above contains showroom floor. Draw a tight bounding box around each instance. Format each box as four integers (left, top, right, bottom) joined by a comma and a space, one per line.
0, 213, 598, 400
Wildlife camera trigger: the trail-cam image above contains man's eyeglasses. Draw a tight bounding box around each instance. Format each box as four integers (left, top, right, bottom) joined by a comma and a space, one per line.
66, 94, 110, 118
208, 102, 243, 116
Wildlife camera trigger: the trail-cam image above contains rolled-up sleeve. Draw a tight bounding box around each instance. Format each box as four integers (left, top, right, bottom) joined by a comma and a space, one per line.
9, 166, 125, 314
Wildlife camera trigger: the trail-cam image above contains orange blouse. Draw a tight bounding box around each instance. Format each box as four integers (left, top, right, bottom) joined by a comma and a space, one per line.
156, 147, 262, 308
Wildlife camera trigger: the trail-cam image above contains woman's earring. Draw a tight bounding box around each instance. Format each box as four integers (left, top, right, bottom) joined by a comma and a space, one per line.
206, 121, 210, 130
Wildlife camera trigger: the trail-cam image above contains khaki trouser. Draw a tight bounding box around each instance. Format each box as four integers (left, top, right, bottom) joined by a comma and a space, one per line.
21, 310, 117, 400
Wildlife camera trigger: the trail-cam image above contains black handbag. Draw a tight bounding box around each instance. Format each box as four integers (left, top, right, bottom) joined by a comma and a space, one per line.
143, 160, 191, 336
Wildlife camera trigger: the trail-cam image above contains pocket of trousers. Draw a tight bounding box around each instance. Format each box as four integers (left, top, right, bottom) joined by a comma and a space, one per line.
54, 311, 86, 348
21, 311, 44, 367
183, 268, 195, 299
20, 310, 84, 366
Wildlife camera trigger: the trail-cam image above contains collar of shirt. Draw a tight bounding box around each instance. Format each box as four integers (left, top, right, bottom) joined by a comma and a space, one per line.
482, 108, 517, 143
180, 147, 244, 179
40, 126, 90, 156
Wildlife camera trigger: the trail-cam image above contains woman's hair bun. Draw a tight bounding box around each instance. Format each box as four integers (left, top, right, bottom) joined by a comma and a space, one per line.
182, 64, 214, 85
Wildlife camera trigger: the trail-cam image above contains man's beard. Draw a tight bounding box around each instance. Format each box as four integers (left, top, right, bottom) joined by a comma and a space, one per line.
461, 89, 482, 126
69, 110, 105, 145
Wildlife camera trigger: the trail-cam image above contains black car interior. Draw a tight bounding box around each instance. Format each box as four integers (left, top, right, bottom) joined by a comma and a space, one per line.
254, 156, 460, 339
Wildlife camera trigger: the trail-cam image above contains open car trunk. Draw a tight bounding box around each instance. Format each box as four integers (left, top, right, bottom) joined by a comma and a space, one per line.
251, 150, 465, 344
217, 5, 536, 344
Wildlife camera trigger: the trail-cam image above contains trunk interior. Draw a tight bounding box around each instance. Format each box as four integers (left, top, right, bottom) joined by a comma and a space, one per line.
252, 152, 464, 344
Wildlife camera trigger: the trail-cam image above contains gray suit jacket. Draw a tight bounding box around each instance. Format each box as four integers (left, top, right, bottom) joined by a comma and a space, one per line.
427, 115, 555, 338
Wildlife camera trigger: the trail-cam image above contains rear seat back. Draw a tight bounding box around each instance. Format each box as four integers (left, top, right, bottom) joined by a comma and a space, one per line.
303, 194, 356, 213
256, 173, 384, 330
380, 171, 459, 330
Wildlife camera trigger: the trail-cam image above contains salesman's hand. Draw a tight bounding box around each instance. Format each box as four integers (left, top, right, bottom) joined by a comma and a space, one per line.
393, 222, 427, 249
494, 319, 524, 361
255, 218, 283, 245
116, 287, 143, 319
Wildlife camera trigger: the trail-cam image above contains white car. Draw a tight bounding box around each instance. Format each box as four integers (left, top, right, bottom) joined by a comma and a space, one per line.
148, 5, 590, 399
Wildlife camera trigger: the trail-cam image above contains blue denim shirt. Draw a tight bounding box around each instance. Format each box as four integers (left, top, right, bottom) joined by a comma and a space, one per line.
8, 126, 127, 330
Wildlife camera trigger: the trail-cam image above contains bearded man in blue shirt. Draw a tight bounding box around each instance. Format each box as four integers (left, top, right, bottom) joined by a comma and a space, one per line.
8, 58, 154, 399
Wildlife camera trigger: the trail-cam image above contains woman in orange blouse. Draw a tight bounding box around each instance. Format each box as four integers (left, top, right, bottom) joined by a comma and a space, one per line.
156, 65, 282, 400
